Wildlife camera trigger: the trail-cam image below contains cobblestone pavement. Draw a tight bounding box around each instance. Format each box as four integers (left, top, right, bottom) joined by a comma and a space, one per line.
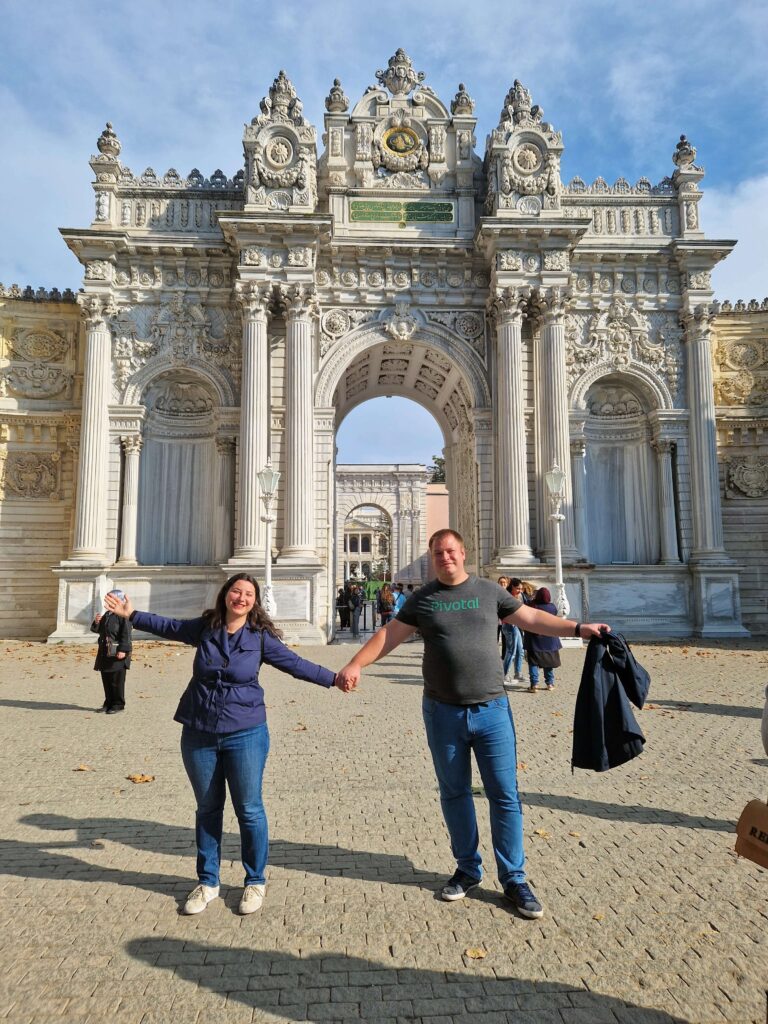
1, 635, 766, 1023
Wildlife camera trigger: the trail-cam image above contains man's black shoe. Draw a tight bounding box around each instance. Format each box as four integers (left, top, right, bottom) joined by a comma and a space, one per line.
441, 869, 481, 901
504, 881, 544, 918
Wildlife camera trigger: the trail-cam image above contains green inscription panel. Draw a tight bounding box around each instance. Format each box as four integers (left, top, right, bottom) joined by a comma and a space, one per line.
349, 200, 454, 226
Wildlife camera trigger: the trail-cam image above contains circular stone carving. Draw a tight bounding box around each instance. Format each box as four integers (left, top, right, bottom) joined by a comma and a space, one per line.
447, 271, 463, 288
267, 191, 291, 211
265, 136, 294, 168
367, 271, 384, 287
726, 341, 763, 370
208, 270, 223, 287
115, 270, 131, 286
455, 312, 484, 339
577, 276, 590, 292
393, 271, 410, 288
383, 126, 419, 155
341, 270, 358, 287
730, 460, 768, 497
420, 271, 436, 288
517, 195, 541, 216
316, 270, 331, 286
321, 309, 350, 338
185, 270, 200, 286
512, 143, 543, 175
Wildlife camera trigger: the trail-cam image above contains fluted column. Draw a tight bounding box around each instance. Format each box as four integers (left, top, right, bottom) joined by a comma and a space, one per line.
652, 438, 680, 564
492, 290, 535, 562
281, 285, 319, 561
232, 283, 269, 560
117, 435, 142, 565
70, 295, 112, 563
537, 288, 578, 561
570, 438, 588, 560
214, 437, 236, 563
411, 509, 422, 578
683, 305, 726, 558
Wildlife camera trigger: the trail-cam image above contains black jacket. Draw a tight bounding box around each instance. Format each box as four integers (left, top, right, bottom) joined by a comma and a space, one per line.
90, 612, 133, 672
572, 631, 650, 772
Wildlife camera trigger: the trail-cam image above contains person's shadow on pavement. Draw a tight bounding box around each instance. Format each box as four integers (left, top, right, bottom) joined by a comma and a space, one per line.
125, 938, 687, 1023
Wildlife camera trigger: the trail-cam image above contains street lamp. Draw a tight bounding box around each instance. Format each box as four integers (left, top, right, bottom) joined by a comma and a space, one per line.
544, 462, 569, 619
256, 458, 281, 618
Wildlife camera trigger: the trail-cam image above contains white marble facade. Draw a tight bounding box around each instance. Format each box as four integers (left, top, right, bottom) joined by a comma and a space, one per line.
45, 49, 747, 641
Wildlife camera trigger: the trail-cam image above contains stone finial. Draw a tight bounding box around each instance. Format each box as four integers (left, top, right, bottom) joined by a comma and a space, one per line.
325, 78, 349, 113
375, 49, 425, 97
450, 83, 474, 116
258, 70, 306, 125
673, 134, 697, 168
97, 122, 121, 158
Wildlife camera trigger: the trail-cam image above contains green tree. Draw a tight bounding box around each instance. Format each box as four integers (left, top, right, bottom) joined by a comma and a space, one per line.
429, 455, 446, 483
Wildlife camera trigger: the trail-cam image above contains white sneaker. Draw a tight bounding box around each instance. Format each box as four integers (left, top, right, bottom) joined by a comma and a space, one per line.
238, 883, 266, 915
182, 883, 219, 915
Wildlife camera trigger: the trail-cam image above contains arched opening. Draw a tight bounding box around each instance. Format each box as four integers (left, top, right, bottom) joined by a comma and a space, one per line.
136, 371, 221, 565
342, 504, 392, 582
582, 374, 663, 564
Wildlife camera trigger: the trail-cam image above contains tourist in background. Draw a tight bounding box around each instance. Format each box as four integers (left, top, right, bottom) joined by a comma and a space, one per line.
502, 578, 525, 685
392, 583, 407, 616
104, 573, 342, 917
91, 589, 133, 714
336, 587, 349, 630
349, 584, 363, 638
496, 576, 510, 659
377, 583, 395, 626
523, 587, 562, 692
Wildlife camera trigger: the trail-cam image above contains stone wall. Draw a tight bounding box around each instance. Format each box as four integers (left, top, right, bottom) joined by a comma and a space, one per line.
713, 300, 768, 633
0, 291, 81, 637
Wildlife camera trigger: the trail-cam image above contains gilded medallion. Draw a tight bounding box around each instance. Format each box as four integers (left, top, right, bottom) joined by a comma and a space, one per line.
382, 126, 419, 156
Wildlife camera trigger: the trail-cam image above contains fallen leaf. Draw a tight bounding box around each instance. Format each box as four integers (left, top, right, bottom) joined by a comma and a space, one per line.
294, 724, 308, 732
568, 831, 581, 838
126, 773, 155, 784
91, 839, 106, 849
551, 711, 563, 717
464, 947, 486, 960
593, 912, 604, 921
533, 828, 551, 839
73, 764, 94, 772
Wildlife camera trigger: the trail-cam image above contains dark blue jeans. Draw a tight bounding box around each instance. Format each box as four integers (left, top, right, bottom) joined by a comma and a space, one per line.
422, 695, 526, 886
180, 723, 270, 886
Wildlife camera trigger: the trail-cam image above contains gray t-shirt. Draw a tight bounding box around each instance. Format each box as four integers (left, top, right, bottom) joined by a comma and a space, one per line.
396, 575, 522, 704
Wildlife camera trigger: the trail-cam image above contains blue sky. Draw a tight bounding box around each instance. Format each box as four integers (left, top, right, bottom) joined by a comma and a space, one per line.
2, 0, 766, 463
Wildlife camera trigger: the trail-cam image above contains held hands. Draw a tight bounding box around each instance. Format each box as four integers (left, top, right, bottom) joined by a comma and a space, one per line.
104, 593, 134, 618
334, 662, 361, 693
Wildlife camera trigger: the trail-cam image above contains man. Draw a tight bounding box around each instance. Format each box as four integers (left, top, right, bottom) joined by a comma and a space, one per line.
502, 577, 525, 685
391, 582, 407, 616
336, 529, 610, 919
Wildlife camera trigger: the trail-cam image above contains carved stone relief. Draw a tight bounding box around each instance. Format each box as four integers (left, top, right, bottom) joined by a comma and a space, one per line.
0, 451, 60, 499
726, 457, 768, 498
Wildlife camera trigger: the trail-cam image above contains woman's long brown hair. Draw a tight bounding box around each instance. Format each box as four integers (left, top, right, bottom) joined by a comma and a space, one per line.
202, 573, 283, 638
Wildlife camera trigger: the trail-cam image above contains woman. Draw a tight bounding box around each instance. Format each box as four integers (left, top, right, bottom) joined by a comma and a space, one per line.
496, 576, 509, 659
523, 587, 562, 692
377, 583, 395, 627
105, 573, 341, 916
501, 578, 525, 684
90, 589, 133, 714
349, 585, 363, 638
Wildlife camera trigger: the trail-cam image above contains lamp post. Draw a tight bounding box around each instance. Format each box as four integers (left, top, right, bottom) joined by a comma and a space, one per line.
256, 458, 281, 618
544, 462, 569, 619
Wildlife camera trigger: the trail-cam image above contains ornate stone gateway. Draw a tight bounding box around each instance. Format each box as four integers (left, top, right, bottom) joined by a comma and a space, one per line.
0, 49, 753, 639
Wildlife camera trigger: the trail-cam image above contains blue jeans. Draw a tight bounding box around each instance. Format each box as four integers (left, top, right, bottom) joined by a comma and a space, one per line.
501, 624, 524, 677
422, 695, 526, 886
529, 664, 555, 687
180, 723, 270, 886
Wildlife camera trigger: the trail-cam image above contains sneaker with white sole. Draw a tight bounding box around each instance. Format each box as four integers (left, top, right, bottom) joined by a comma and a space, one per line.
182, 883, 219, 915
441, 869, 481, 901
504, 881, 544, 918
238, 883, 266, 915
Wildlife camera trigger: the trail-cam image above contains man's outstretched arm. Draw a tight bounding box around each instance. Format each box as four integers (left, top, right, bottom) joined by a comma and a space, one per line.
504, 603, 610, 639
336, 619, 417, 691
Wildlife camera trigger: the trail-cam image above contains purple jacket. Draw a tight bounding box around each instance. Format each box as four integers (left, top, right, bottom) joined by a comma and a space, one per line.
130, 611, 335, 734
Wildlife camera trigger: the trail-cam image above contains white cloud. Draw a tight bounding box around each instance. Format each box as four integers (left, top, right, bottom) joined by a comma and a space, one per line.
702, 175, 768, 302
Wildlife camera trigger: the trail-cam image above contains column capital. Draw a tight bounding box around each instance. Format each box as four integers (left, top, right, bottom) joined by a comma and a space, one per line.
235, 281, 271, 319
215, 435, 237, 457
280, 283, 320, 321
489, 286, 530, 325
651, 437, 675, 456
77, 292, 117, 330
120, 434, 142, 456
681, 303, 715, 341
532, 285, 571, 327
570, 438, 587, 458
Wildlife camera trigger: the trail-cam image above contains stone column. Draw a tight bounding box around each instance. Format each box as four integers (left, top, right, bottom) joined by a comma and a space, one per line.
397, 511, 408, 574
411, 509, 422, 578
493, 290, 535, 562
570, 438, 588, 560
652, 438, 680, 564
232, 283, 269, 561
282, 286, 319, 561
214, 437, 236, 563
537, 288, 578, 561
683, 307, 726, 558
117, 435, 142, 565
70, 295, 112, 563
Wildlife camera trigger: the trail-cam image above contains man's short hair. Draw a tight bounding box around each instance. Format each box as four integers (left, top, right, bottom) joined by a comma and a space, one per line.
428, 528, 465, 550
510, 577, 522, 588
